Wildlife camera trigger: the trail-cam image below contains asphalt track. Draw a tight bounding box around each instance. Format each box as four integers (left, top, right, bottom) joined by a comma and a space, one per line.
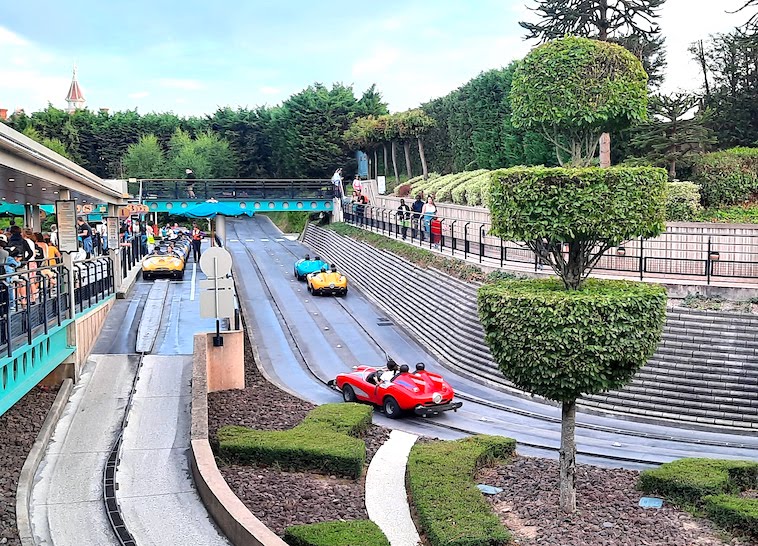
227, 216, 758, 470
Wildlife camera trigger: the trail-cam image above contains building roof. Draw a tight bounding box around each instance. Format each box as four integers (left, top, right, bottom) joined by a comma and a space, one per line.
66, 67, 85, 103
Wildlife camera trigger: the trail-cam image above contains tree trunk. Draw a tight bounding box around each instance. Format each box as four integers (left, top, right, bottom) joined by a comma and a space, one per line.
383, 143, 389, 176
390, 141, 400, 185
373, 149, 379, 179
559, 399, 577, 513
669, 159, 677, 179
562, 241, 583, 290
418, 137, 429, 180
599, 133, 611, 168
403, 140, 413, 179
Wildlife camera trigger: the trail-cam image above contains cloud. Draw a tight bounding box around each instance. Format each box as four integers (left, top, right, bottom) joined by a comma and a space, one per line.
0, 26, 28, 46
351, 46, 401, 79
259, 86, 280, 95
128, 91, 149, 99
158, 78, 206, 91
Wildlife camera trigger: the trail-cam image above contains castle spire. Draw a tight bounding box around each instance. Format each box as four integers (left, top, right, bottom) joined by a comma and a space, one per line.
65, 65, 85, 113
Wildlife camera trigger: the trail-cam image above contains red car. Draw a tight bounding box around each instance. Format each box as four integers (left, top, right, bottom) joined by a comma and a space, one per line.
328, 362, 462, 418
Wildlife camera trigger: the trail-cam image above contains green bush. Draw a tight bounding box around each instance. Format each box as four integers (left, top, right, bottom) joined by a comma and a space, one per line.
704, 495, 758, 539
665, 181, 702, 222
638, 458, 758, 506
692, 147, 758, 207
217, 403, 372, 479
697, 203, 758, 224
407, 435, 516, 546
284, 520, 390, 546
478, 278, 667, 402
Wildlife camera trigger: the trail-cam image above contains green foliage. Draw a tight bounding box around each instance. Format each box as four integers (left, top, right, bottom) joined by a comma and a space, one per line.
697, 203, 758, 224
407, 436, 515, 546
22, 126, 72, 159
705, 495, 758, 539
122, 134, 166, 178
665, 181, 702, 221
217, 403, 372, 479
681, 293, 724, 311
260, 211, 310, 234
284, 520, 389, 546
478, 278, 667, 402
326, 223, 486, 282
639, 458, 758, 506
511, 36, 649, 166
485, 270, 528, 283
692, 147, 758, 207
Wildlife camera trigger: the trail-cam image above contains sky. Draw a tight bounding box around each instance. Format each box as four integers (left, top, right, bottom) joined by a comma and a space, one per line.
0, 1, 751, 118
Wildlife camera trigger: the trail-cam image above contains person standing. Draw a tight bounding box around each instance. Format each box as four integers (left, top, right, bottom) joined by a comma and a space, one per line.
352, 175, 362, 196
421, 195, 437, 240
185, 168, 197, 199
411, 193, 425, 241
77, 217, 93, 259
191, 223, 203, 262
49, 224, 58, 247
331, 168, 344, 199
397, 198, 411, 240
146, 222, 156, 254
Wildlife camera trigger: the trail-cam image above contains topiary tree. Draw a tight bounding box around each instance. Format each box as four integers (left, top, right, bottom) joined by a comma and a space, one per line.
480, 165, 669, 513
511, 36, 649, 166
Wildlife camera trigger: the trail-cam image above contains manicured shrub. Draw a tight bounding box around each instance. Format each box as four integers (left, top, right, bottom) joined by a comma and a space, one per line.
692, 147, 758, 207
463, 172, 494, 206
665, 181, 702, 222
395, 183, 411, 197
284, 520, 390, 546
638, 458, 758, 506
407, 435, 516, 546
704, 494, 758, 539
217, 403, 372, 479
478, 278, 667, 402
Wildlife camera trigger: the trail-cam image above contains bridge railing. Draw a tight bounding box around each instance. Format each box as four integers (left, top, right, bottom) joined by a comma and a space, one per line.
342, 202, 758, 283
138, 179, 333, 201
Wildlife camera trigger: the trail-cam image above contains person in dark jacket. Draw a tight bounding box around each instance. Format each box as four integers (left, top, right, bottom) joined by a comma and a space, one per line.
8, 225, 33, 262
411, 193, 424, 241
397, 199, 411, 239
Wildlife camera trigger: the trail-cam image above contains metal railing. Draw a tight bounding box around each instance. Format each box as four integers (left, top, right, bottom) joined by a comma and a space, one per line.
342, 202, 758, 283
119, 237, 146, 280
0, 262, 71, 357
137, 179, 333, 201
73, 256, 115, 315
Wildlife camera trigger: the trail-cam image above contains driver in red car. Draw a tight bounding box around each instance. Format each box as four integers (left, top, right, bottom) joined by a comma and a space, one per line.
379, 360, 399, 383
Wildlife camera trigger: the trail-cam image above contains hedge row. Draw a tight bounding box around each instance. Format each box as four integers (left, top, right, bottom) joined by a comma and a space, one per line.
665, 181, 702, 222
407, 435, 516, 546
217, 403, 373, 479
403, 170, 495, 207
639, 458, 758, 539
692, 147, 758, 207
284, 520, 389, 546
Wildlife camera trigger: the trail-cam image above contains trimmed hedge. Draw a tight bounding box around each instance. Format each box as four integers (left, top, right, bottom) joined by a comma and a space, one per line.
402, 169, 494, 207
284, 520, 389, 546
407, 435, 516, 546
639, 458, 758, 539
478, 278, 667, 402
693, 147, 758, 207
665, 181, 702, 222
217, 403, 372, 479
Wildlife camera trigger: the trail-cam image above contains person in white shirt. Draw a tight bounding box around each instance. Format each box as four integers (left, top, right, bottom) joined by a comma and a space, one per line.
331, 168, 344, 199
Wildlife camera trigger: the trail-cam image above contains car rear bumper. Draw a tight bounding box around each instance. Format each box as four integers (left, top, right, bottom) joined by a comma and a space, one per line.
414, 401, 463, 417
314, 287, 347, 296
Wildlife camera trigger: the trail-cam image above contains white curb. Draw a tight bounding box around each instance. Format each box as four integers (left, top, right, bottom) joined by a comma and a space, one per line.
365, 430, 421, 546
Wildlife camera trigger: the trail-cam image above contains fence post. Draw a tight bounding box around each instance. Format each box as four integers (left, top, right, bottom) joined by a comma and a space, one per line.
479, 224, 485, 263
500, 238, 505, 267
639, 236, 644, 281
464, 222, 470, 259
451, 220, 457, 256
707, 236, 712, 285
439, 219, 445, 250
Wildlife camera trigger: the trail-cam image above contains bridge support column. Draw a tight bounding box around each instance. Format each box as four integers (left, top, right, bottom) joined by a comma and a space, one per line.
53, 189, 80, 383
25, 204, 41, 231
108, 203, 122, 290
215, 214, 226, 247
332, 198, 343, 223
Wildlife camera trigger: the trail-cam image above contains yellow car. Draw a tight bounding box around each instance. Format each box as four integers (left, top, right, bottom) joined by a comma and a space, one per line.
142, 248, 186, 280
307, 265, 348, 296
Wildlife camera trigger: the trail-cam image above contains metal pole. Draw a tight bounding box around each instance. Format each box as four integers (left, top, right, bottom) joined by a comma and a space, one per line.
479, 224, 485, 263
451, 220, 457, 256
707, 236, 712, 285
639, 236, 644, 281
464, 222, 470, 259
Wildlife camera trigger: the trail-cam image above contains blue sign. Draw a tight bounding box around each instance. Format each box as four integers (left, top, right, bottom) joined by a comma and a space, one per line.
639, 497, 664, 509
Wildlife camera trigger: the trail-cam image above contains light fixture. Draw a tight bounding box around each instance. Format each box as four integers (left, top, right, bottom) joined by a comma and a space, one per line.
41, 187, 47, 191
8, 178, 14, 182
709, 251, 720, 262
616, 247, 626, 257
14, 199, 18, 203
26, 183, 33, 187
2, 197, 6, 200
53, 191, 59, 194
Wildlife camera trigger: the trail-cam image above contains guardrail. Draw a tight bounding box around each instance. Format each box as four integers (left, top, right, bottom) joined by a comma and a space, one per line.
118, 237, 146, 281
342, 202, 758, 283
137, 179, 333, 201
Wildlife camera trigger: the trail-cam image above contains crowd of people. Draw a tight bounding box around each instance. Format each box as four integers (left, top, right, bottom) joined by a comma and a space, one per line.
398, 192, 441, 247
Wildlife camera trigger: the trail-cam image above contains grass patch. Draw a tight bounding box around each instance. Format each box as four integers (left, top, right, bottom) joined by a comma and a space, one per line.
407, 435, 516, 546
217, 403, 372, 479
681, 293, 724, 311
639, 458, 758, 540
284, 520, 389, 546
260, 211, 312, 234
696, 203, 758, 224
326, 223, 487, 282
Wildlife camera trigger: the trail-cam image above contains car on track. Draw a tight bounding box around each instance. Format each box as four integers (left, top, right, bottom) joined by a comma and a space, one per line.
328, 361, 462, 418
294, 254, 329, 281
306, 264, 348, 296
142, 240, 188, 280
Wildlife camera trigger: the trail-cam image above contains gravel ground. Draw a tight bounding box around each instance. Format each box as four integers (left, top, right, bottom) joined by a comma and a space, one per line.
208, 338, 390, 536
478, 456, 753, 546
0, 386, 58, 546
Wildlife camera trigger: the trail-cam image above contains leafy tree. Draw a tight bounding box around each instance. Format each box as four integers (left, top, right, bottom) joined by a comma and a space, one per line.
206, 106, 275, 177
21, 126, 72, 159
344, 116, 385, 179
630, 93, 717, 178
382, 114, 402, 186
483, 165, 668, 512
733, 0, 758, 30
511, 36, 649, 166
122, 134, 166, 178
164, 128, 237, 178
611, 33, 667, 88
397, 109, 436, 180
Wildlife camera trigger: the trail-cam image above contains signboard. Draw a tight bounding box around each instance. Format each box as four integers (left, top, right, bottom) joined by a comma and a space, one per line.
105, 216, 120, 250
377, 175, 386, 195
199, 278, 235, 318
199, 247, 233, 278
55, 199, 79, 252
118, 203, 150, 218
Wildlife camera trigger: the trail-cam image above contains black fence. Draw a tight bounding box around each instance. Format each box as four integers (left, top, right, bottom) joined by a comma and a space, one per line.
137, 179, 333, 201
343, 203, 758, 283
73, 257, 115, 315
119, 237, 146, 280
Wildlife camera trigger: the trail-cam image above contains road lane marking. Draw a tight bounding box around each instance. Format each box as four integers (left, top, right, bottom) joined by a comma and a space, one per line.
190, 263, 197, 300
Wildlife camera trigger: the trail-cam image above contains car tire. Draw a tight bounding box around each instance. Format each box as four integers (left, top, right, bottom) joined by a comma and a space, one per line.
383, 396, 401, 419
175, 271, 184, 280
342, 385, 357, 403
307, 283, 312, 294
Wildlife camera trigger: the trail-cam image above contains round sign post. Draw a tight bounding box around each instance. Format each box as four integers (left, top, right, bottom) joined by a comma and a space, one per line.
199, 247, 233, 346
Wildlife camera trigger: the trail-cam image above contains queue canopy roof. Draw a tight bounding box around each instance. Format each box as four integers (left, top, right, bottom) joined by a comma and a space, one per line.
183, 201, 254, 218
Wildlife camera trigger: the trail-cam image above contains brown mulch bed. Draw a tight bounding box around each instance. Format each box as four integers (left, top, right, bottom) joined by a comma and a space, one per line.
208, 337, 389, 536
0, 386, 59, 546
479, 456, 753, 546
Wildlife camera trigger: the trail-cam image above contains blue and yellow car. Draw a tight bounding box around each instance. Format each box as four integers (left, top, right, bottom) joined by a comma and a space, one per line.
142, 237, 190, 280
306, 264, 348, 296
294, 254, 329, 281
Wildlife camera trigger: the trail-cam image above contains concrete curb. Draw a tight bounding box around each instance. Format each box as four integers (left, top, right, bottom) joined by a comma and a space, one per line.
365, 430, 420, 546
16, 378, 74, 546
189, 333, 287, 546
135, 279, 170, 353
116, 263, 142, 299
